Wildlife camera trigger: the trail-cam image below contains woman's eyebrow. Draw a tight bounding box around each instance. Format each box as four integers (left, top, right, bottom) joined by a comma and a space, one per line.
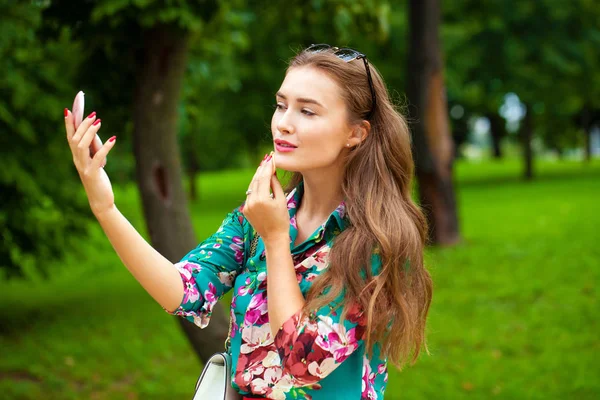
276, 92, 325, 108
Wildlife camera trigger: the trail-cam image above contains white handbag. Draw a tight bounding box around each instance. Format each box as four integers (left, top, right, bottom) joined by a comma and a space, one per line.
192, 351, 240, 400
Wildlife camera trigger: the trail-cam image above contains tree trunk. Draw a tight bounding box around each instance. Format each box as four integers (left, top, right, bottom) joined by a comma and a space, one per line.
132, 24, 228, 363
407, 0, 460, 246
585, 129, 592, 162
581, 107, 592, 163
521, 104, 534, 180
487, 112, 505, 159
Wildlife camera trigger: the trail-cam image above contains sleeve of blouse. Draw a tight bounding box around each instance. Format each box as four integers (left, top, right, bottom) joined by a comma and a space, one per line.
273, 253, 382, 386
164, 206, 248, 328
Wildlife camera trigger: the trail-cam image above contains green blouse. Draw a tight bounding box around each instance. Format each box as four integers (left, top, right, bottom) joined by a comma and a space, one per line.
166, 182, 389, 399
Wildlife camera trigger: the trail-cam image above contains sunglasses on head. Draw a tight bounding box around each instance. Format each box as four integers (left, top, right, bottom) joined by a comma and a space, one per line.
306, 43, 377, 120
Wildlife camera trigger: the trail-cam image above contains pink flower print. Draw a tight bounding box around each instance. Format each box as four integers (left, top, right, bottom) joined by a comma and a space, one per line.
204, 282, 217, 303
362, 355, 378, 399
312, 247, 331, 271
240, 324, 273, 354
174, 262, 202, 304
257, 271, 267, 283
305, 273, 318, 282
229, 236, 244, 263
198, 282, 218, 317
250, 367, 283, 395
212, 243, 221, 249
235, 352, 266, 387
287, 196, 298, 210
290, 215, 297, 230
315, 316, 360, 363
377, 363, 387, 375
244, 292, 269, 326
237, 275, 254, 296
229, 308, 238, 339
307, 358, 337, 378
336, 201, 347, 218
217, 271, 237, 287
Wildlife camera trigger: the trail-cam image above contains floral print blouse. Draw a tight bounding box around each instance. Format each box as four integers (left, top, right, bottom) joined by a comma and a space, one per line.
166, 182, 389, 399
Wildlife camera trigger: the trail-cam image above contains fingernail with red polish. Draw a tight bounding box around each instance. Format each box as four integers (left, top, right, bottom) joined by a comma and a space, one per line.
87, 111, 96, 119
64, 108, 69, 117
93, 119, 101, 126
109, 136, 116, 142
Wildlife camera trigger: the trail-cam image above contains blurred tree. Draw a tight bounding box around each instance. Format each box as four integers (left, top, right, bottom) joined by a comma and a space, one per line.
443, 0, 600, 176
407, 0, 461, 245
443, 0, 510, 160
0, 0, 91, 278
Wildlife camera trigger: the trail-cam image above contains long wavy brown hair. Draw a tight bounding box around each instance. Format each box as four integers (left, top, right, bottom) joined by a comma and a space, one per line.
283, 48, 433, 369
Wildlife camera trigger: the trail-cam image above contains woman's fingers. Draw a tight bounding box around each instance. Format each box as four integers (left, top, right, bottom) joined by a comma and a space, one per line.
255, 153, 274, 198
90, 134, 103, 156
64, 109, 75, 140
247, 153, 269, 199
79, 119, 101, 153
72, 112, 97, 144
90, 136, 116, 169
90, 134, 107, 168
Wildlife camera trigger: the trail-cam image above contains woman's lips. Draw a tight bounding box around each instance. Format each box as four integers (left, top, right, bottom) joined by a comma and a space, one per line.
275, 143, 296, 153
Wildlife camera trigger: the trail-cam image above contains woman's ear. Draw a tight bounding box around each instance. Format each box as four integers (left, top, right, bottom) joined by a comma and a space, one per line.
359, 120, 371, 141
347, 121, 370, 147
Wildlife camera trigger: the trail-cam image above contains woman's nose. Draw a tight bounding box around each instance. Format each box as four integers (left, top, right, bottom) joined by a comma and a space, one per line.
276, 111, 294, 135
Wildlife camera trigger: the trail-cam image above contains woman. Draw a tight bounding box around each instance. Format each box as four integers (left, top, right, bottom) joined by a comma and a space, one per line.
64, 44, 432, 399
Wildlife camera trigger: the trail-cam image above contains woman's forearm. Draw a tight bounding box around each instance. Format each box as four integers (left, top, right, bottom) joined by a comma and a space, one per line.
95, 205, 184, 312
265, 237, 306, 337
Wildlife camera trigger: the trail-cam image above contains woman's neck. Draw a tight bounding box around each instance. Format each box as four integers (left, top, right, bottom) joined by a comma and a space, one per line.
298, 168, 345, 223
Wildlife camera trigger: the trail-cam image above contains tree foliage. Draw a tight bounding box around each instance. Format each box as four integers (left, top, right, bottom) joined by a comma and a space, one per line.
3, 0, 599, 277
0, 1, 90, 278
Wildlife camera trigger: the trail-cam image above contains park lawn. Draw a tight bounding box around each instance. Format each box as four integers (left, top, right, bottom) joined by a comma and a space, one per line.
0, 158, 598, 399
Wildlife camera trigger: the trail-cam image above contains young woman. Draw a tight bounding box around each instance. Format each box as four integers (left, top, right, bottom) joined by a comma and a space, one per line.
64, 44, 432, 400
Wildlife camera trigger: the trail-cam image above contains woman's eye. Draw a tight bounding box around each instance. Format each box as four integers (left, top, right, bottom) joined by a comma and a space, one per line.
302, 109, 315, 116
274, 103, 286, 110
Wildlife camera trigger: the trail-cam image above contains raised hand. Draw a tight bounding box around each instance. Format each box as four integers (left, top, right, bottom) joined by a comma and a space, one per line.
242, 152, 290, 244
64, 108, 117, 217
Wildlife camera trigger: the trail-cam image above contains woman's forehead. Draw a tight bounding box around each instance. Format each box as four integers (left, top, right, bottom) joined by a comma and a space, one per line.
278, 67, 342, 106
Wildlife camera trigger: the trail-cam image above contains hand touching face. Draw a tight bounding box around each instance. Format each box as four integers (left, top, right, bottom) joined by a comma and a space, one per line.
242, 152, 290, 244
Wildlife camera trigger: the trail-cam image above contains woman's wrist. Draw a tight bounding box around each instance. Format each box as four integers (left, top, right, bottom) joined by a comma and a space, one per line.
93, 203, 118, 222
263, 234, 290, 252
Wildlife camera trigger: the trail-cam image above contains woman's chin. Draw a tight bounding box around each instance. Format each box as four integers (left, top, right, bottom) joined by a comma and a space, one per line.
272, 156, 295, 172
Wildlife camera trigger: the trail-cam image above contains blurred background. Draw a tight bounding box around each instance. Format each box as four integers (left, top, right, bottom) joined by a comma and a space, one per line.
1, 0, 598, 399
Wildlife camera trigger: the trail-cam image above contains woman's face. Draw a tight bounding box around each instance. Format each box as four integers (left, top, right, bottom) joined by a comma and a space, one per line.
271, 66, 353, 173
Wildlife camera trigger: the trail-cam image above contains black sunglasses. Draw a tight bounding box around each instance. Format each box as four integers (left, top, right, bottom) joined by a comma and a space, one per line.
306, 43, 377, 120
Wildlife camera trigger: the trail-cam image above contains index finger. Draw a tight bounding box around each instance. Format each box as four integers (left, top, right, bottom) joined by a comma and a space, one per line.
64, 108, 75, 140
255, 152, 274, 196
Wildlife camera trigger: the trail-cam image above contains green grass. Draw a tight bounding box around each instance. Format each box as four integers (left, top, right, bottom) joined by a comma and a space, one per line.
1, 158, 599, 399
